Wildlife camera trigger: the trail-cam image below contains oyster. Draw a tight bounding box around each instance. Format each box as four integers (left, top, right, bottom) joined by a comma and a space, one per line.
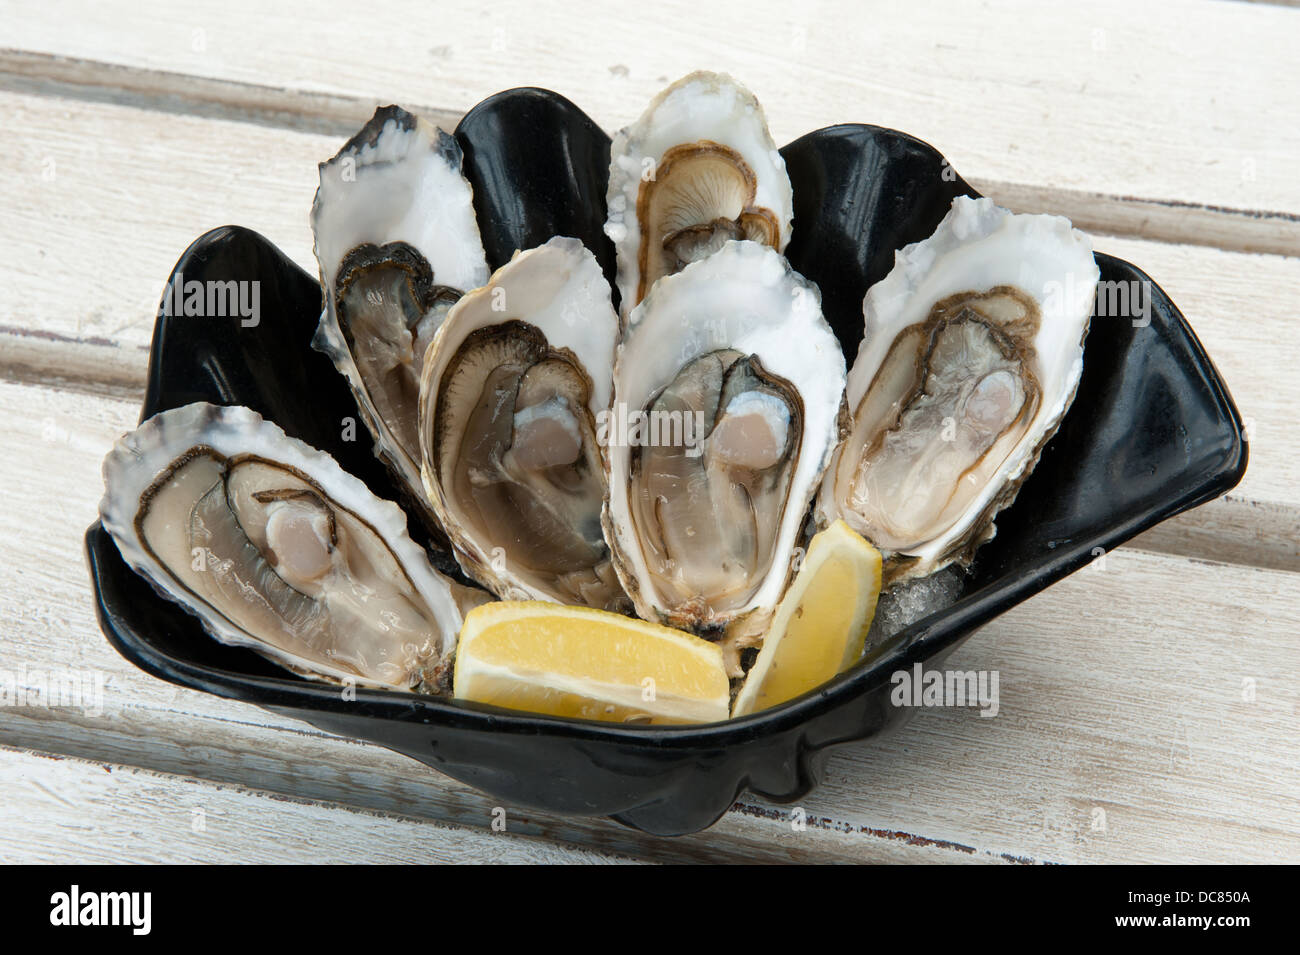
417, 237, 627, 611
818, 196, 1098, 581
100, 403, 463, 692
603, 240, 846, 650
604, 71, 793, 320
311, 105, 489, 531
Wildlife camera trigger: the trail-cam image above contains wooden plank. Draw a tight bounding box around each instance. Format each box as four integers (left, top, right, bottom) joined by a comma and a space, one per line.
2, 377, 1296, 863
1094, 234, 1300, 570
1130, 495, 1298, 573
0, 746, 645, 864
0, 89, 329, 392
3, 0, 1299, 254
791, 546, 1300, 865
0, 88, 1294, 569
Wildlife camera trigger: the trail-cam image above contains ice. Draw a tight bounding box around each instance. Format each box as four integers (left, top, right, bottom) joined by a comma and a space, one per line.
864, 565, 967, 653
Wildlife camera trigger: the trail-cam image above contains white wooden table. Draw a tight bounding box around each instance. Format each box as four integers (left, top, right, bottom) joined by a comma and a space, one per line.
2, 0, 1297, 864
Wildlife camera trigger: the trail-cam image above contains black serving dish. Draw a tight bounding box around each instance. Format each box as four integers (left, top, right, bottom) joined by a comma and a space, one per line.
86, 89, 1247, 836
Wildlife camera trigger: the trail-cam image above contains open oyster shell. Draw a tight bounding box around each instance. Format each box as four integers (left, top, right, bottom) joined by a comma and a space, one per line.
417, 237, 628, 611
311, 105, 489, 534
603, 240, 846, 654
604, 71, 794, 321
99, 403, 463, 693
818, 196, 1098, 582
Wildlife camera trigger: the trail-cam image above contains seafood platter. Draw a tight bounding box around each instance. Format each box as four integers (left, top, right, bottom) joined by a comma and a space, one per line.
87, 73, 1247, 834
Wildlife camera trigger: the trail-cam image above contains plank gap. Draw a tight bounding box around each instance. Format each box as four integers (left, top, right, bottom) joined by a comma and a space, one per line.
0, 352, 150, 402
1127, 493, 1300, 574
3, 48, 1296, 258
0, 48, 461, 138
980, 178, 1300, 259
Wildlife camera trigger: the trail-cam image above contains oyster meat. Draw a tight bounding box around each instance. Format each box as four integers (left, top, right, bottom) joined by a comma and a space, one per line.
100, 403, 463, 692
604, 71, 794, 320
418, 237, 627, 611
818, 196, 1098, 581
311, 105, 489, 531
604, 240, 846, 651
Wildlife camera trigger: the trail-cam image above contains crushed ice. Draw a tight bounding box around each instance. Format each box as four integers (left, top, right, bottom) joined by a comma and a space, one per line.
864, 565, 967, 654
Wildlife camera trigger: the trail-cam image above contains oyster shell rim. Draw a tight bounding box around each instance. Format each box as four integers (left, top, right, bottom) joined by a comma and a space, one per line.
309, 104, 490, 538
816, 195, 1100, 582
99, 401, 464, 690
415, 235, 625, 609
604, 70, 795, 321
601, 239, 848, 638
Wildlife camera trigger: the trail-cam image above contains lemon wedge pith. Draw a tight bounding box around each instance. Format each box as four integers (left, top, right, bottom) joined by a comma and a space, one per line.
454, 601, 730, 724
732, 520, 883, 717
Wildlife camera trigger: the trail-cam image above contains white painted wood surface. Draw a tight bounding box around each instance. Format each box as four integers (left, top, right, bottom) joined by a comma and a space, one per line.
0, 0, 1296, 863
0, 747, 644, 864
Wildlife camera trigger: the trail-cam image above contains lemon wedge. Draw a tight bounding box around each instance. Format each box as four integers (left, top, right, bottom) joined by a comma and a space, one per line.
732, 520, 883, 716
454, 601, 730, 724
